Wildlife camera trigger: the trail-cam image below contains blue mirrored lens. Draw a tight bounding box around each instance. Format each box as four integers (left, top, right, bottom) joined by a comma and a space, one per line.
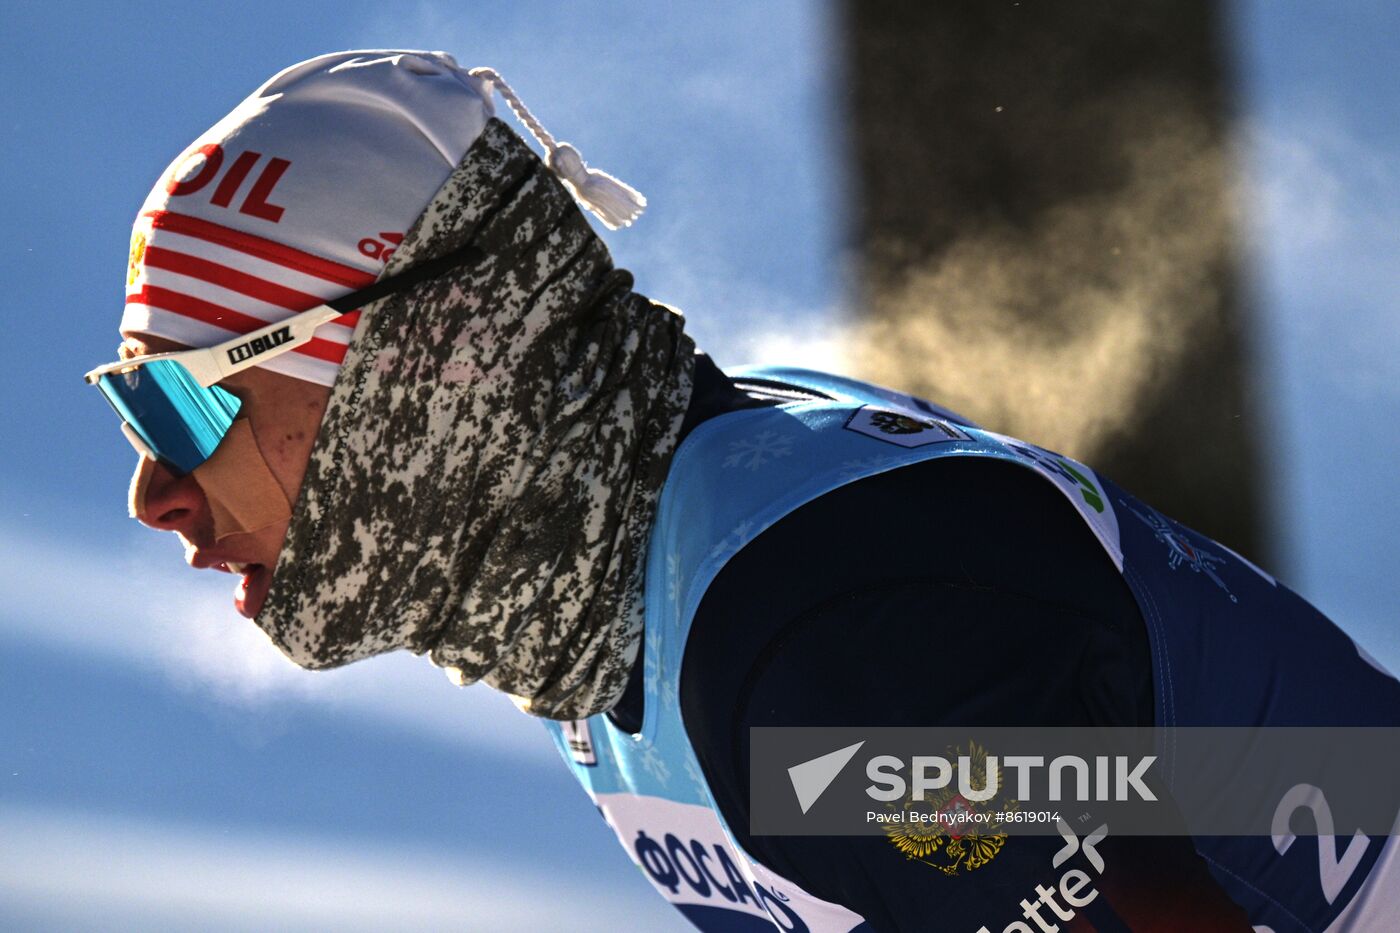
97, 359, 242, 474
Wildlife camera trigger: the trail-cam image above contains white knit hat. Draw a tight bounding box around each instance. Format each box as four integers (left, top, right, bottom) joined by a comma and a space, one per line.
122, 50, 645, 385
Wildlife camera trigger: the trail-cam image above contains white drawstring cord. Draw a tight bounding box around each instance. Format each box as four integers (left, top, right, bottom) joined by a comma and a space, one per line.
468, 67, 648, 230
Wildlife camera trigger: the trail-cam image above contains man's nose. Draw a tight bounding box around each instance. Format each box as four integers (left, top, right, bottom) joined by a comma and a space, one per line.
129, 455, 207, 532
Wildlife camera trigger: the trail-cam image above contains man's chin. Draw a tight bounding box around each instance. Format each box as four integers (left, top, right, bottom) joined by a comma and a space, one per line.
234, 564, 273, 618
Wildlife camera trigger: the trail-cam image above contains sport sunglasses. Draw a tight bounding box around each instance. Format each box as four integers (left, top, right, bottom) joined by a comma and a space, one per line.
85, 240, 484, 476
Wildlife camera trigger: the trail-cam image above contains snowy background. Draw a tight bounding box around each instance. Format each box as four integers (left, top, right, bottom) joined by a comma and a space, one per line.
2, 1, 1397, 929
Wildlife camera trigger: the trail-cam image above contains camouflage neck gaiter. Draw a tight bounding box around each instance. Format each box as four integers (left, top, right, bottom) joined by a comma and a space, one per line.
256, 119, 696, 720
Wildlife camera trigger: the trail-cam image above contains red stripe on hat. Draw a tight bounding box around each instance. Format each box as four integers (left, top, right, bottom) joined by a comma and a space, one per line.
145, 210, 377, 290
129, 286, 349, 364
142, 245, 360, 331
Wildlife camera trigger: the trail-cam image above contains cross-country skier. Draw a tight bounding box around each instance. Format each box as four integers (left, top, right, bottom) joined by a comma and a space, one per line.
86, 51, 1400, 931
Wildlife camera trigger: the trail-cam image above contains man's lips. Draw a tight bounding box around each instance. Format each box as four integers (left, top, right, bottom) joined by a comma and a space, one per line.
233, 563, 272, 619
189, 548, 270, 617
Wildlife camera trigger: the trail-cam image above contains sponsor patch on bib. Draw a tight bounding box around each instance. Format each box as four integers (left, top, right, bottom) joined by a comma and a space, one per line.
561, 719, 597, 766
844, 406, 971, 448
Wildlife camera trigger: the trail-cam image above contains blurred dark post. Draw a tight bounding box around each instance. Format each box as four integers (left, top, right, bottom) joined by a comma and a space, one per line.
842, 0, 1269, 561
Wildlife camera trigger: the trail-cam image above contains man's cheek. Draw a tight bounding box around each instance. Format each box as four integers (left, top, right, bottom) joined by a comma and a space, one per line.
128, 455, 158, 519
190, 419, 292, 541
